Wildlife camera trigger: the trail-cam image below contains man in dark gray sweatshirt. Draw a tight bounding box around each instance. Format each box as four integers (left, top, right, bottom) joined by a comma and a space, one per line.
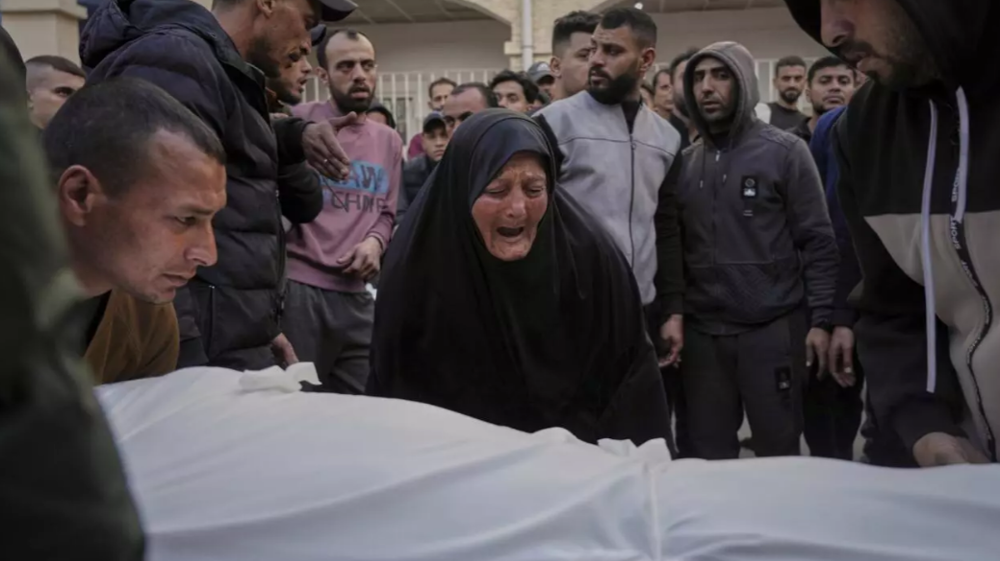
677, 42, 838, 459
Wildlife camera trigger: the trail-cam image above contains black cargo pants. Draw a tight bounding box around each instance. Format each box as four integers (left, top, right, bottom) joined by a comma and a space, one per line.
681, 310, 808, 459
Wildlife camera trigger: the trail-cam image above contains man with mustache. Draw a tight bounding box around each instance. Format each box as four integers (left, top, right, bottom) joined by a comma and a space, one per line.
791, 56, 856, 143
783, 0, 999, 467
285, 29, 402, 393
759, 56, 809, 131
442, 82, 497, 135
676, 42, 837, 460
794, 57, 866, 461
535, 7, 686, 449
44, 78, 227, 385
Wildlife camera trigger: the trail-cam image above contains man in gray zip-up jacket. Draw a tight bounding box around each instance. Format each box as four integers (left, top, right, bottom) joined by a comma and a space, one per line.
677, 42, 838, 459
535, 7, 685, 368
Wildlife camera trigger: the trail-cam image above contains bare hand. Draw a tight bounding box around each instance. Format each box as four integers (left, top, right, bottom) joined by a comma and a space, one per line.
913, 432, 990, 467
302, 113, 360, 180
805, 327, 831, 377
271, 333, 299, 368
337, 237, 383, 281
828, 326, 856, 388
658, 314, 684, 368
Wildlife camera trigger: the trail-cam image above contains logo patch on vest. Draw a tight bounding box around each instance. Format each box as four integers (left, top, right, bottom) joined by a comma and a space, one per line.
741, 176, 758, 199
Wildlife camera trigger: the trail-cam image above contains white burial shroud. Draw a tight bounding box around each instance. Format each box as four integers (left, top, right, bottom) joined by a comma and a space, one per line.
97, 366, 1000, 561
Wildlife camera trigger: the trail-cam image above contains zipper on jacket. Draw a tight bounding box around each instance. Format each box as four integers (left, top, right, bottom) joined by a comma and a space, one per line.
275, 188, 287, 330
946, 117, 998, 460
710, 150, 722, 265
628, 135, 636, 265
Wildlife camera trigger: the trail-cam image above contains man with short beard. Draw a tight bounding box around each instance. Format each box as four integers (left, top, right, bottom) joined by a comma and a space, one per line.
783, 0, 1000, 467
676, 42, 837, 460
536, 8, 686, 447
791, 56, 856, 143
760, 56, 809, 130
286, 29, 402, 394
81, 0, 358, 371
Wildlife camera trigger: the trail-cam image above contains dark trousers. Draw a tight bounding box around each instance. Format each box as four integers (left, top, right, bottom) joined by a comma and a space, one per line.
283, 281, 374, 394
803, 354, 865, 460
645, 305, 689, 457
682, 310, 808, 460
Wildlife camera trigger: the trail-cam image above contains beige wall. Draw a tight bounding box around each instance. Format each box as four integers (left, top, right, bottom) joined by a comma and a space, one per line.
338, 7, 823, 75
2, 0, 87, 63
342, 20, 511, 74
650, 8, 825, 63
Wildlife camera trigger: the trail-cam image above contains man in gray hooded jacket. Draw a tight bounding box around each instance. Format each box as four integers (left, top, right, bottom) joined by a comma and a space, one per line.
677, 42, 838, 459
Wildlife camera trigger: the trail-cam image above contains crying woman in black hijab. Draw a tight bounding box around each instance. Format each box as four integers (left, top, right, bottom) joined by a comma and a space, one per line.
369, 109, 672, 447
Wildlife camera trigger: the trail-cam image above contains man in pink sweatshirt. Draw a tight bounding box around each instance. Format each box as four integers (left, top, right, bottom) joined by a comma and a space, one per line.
286, 29, 401, 393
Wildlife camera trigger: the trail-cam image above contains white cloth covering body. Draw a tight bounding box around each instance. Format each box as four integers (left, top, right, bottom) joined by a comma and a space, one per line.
97, 367, 1000, 561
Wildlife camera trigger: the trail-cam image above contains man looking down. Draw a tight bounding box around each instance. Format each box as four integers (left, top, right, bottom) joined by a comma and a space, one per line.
44, 78, 227, 384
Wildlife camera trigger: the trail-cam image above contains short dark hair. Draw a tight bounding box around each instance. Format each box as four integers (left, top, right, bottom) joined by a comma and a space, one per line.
428, 77, 457, 98
317, 28, 367, 71
452, 82, 499, 108
552, 10, 600, 56
25, 55, 85, 89
44, 78, 225, 197
807, 56, 852, 84
598, 7, 657, 50
775, 55, 807, 77
669, 48, 699, 81
652, 68, 671, 89
489, 70, 539, 104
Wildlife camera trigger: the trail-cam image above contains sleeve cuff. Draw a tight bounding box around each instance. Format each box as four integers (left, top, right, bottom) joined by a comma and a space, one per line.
275, 117, 310, 164
831, 307, 859, 328
660, 294, 683, 320
365, 233, 386, 253
892, 398, 967, 453
810, 306, 832, 328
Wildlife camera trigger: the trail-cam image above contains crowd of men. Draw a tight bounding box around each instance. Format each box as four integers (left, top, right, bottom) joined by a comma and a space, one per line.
2, 0, 997, 478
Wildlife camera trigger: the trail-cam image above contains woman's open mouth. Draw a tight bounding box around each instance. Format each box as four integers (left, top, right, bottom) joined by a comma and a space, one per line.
497, 226, 525, 238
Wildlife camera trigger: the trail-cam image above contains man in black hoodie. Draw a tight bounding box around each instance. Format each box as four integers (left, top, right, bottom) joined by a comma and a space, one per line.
783, 0, 998, 466
677, 42, 838, 460
81, 0, 356, 370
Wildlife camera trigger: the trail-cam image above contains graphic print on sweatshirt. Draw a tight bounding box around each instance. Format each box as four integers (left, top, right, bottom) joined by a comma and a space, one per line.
318, 160, 390, 214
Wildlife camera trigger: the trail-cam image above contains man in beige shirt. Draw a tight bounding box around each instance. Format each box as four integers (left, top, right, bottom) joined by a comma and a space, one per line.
44, 77, 227, 384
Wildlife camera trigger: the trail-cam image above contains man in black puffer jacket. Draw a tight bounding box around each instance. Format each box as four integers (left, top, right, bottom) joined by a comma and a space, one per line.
81, 0, 356, 369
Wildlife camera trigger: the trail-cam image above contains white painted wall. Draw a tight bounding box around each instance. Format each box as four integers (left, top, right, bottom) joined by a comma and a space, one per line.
649, 7, 826, 64
348, 19, 511, 73
344, 7, 822, 74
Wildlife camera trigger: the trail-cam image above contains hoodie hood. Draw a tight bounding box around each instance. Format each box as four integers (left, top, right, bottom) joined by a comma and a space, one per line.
783, 0, 1000, 94
81, 0, 245, 73
683, 42, 760, 148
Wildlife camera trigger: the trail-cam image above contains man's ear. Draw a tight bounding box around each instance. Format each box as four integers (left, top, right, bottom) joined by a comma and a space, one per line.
256, 0, 276, 18
549, 56, 562, 79
57, 165, 103, 228
639, 48, 656, 76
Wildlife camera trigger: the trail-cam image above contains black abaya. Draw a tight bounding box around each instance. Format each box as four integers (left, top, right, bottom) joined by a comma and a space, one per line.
368, 110, 671, 445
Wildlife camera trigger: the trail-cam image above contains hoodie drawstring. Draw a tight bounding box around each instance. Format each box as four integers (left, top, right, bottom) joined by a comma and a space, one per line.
920, 100, 939, 393
920, 87, 970, 393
